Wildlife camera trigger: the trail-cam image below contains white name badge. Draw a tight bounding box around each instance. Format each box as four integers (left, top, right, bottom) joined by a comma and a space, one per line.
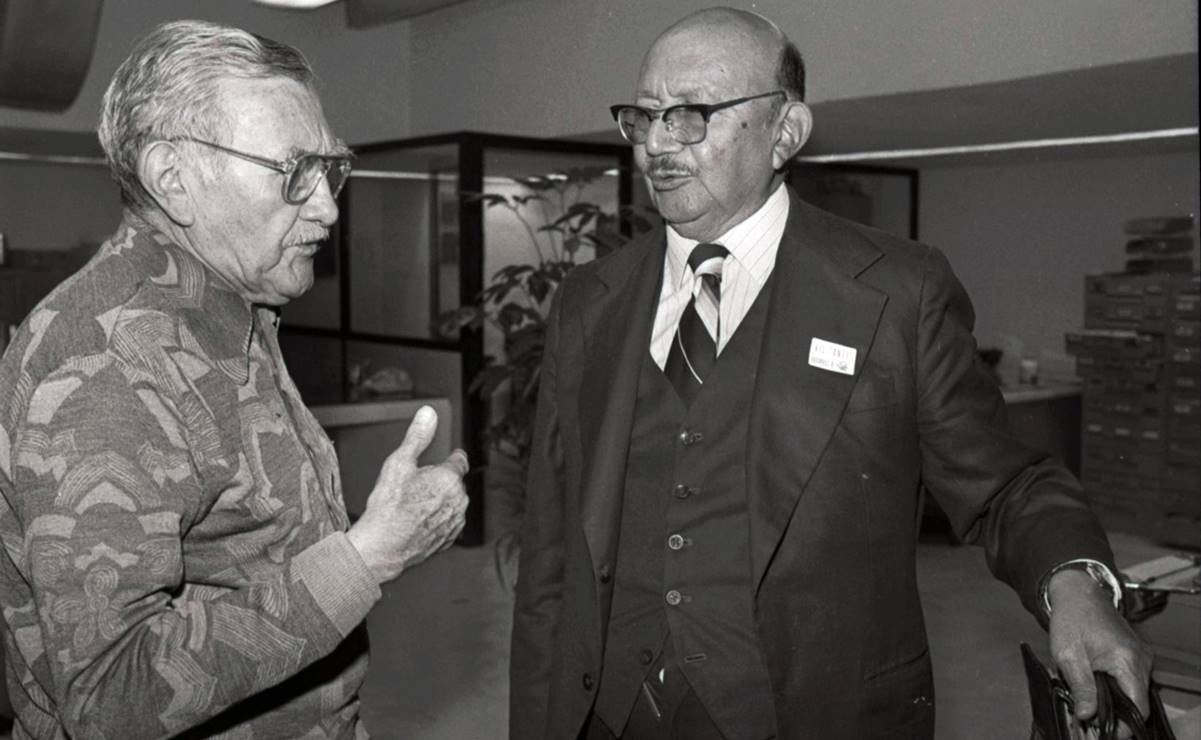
808, 337, 857, 376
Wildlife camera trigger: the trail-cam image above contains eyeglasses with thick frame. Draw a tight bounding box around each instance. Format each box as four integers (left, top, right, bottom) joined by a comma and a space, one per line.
174, 136, 353, 205
609, 90, 786, 146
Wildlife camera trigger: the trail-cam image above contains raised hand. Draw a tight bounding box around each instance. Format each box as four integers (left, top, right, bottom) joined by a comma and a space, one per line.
347, 406, 470, 584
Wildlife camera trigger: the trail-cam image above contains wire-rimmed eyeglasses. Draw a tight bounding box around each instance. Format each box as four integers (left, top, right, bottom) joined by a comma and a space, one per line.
175, 137, 353, 205
609, 90, 786, 146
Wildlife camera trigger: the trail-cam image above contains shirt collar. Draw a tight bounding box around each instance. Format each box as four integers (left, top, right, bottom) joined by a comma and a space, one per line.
120, 213, 256, 381
665, 181, 790, 289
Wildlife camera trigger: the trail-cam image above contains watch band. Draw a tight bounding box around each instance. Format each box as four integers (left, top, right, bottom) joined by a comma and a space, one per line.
1041, 559, 1124, 617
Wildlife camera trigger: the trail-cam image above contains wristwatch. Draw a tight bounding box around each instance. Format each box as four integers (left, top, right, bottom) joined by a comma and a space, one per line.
1041, 559, 1123, 617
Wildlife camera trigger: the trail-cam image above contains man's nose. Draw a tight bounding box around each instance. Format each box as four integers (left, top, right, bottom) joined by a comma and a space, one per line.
642, 114, 683, 157
301, 176, 339, 226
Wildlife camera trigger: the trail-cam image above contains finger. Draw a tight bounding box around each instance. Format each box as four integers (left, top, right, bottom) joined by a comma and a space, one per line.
440, 448, 469, 477
446, 510, 468, 546
1058, 653, 1098, 720
1112, 665, 1151, 721
437, 530, 459, 553
1114, 719, 1134, 740
451, 494, 470, 527
433, 507, 466, 550
393, 406, 438, 463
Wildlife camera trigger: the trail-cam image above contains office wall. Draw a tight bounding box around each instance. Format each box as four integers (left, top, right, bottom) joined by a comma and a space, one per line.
2, 1, 1195, 145
0, 161, 119, 250
405, 0, 1198, 137
0, 0, 409, 145
921, 149, 1200, 368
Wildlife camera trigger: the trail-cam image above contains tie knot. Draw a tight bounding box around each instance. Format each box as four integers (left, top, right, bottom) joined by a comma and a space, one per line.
687, 242, 728, 278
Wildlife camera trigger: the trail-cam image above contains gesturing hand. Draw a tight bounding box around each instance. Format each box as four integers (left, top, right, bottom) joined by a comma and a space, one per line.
347, 406, 470, 584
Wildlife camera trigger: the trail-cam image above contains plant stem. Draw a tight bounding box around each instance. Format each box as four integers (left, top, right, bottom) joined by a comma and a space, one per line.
537, 194, 560, 261
507, 203, 548, 263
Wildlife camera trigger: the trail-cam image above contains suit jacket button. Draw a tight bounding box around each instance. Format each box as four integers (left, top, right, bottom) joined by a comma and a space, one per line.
598, 563, 612, 584
582, 673, 594, 691
639, 649, 654, 665
672, 484, 692, 499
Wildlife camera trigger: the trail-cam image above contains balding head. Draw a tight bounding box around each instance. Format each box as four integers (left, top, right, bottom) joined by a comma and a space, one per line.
626, 7, 812, 241
645, 7, 805, 104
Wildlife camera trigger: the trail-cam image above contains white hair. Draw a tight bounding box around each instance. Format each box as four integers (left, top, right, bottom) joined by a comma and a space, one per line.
97, 19, 316, 210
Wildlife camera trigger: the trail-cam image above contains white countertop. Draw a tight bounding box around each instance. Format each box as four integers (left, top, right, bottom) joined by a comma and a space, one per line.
310, 396, 451, 428
1000, 380, 1082, 404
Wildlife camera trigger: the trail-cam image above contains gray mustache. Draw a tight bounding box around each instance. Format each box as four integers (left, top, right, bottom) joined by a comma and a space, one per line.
288, 233, 329, 246
646, 163, 693, 178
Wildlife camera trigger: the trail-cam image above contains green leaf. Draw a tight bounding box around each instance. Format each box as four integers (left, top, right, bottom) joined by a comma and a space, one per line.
492, 264, 536, 281
512, 194, 547, 206
527, 271, 553, 302
497, 303, 537, 331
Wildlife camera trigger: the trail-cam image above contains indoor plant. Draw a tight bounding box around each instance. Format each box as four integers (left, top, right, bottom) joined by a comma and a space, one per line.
441, 167, 652, 563
443, 166, 652, 468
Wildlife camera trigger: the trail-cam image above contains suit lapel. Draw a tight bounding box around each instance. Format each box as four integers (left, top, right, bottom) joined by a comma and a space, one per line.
747, 193, 888, 591
577, 229, 666, 571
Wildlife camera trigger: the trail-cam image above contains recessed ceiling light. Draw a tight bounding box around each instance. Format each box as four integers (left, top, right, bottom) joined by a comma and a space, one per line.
251, 0, 340, 9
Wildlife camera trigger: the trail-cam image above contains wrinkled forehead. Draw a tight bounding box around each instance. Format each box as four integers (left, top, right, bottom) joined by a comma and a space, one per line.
636, 25, 778, 102
217, 75, 342, 154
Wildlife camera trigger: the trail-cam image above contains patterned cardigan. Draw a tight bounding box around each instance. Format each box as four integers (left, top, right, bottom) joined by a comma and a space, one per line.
0, 216, 380, 738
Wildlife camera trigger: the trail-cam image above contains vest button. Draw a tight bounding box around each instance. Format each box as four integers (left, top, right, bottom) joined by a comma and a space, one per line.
672, 484, 693, 499
665, 589, 683, 606
667, 534, 686, 550
598, 563, 612, 584
639, 649, 655, 665
582, 672, 594, 691
678, 430, 703, 446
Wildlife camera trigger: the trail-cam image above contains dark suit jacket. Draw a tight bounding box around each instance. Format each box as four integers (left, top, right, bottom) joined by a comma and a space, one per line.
510, 189, 1113, 739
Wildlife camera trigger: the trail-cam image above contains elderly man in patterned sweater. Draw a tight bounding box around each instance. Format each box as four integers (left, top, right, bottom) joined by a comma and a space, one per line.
0, 20, 469, 738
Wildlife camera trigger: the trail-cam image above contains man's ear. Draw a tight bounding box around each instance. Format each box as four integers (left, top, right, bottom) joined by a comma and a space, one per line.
138, 141, 195, 226
772, 101, 813, 170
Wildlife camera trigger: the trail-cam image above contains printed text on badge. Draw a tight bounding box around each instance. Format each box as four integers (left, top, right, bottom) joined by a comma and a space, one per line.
808, 337, 857, 376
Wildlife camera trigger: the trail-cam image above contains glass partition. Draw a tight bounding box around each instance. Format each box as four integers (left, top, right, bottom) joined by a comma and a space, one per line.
348, 144, 460, 340
787, 162, 919, 240
277, 132, 633, 545
481, 148, 622, 363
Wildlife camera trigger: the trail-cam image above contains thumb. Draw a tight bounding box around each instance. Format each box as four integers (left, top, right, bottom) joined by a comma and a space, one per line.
394, 406, 438, 463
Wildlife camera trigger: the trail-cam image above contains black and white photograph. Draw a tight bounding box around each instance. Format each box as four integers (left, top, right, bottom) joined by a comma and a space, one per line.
0, 1, 1197, 738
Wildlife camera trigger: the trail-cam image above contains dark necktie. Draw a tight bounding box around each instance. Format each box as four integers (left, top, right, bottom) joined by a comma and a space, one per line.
665, 242, 729, 406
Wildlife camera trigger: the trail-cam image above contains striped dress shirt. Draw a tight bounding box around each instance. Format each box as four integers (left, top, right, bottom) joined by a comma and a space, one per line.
650, 182, 791, 368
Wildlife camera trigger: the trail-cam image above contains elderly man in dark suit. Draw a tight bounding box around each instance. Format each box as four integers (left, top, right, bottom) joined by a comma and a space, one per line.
510, 7, 1151, 740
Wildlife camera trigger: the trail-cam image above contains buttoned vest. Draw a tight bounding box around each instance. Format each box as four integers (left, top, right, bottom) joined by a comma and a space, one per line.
593, 275, 778, 739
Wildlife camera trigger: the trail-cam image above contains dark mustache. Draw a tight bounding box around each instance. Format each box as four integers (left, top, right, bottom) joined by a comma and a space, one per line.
645, 159, 693, 178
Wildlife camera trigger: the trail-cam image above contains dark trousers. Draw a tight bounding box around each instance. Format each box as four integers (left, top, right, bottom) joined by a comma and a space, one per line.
582, 655, 726, 740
